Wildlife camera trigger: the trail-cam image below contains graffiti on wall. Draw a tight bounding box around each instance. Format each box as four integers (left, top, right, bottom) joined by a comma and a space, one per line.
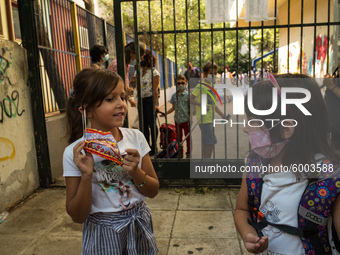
0, 137, 16, 161
0, 46, 24, 163
0, 48, 13, 86
280, 34, 332, 78
0, 90, 25, 124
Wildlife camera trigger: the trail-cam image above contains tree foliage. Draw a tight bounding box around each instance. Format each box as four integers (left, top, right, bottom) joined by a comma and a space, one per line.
251, 28, 279, 72
99, 0, 277, 73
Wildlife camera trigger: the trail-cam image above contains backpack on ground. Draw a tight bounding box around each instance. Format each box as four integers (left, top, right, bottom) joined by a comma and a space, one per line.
159, 123, 177, 149
156, 140, 179, 158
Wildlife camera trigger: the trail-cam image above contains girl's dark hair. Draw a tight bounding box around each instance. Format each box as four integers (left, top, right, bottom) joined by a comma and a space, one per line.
90, 45, 108, 62
203, 62, 218, 74
245, 73, 340, 166
124, 42, 145, 64
66, 69, 124, 144
143, 49, 156, 68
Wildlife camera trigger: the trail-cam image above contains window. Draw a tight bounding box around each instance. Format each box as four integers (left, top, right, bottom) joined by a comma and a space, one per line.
11, 1, 21, 40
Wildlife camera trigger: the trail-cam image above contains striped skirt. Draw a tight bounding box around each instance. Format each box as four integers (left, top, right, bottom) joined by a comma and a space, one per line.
82, 202, 158, 255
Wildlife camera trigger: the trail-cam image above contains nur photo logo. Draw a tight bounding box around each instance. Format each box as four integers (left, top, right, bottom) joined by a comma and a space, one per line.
198, 83, 311, 128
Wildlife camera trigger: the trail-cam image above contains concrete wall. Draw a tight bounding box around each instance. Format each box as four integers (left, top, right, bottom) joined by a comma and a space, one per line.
0, 40, 40, 212
46, 113, 68, 180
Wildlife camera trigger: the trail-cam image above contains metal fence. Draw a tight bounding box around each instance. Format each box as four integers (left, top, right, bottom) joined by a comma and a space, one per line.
35, 0, 108, 114
112, 0, 340, 174
34, 0, 340, 173
35, 0, 182, 114
35, 0, 76, 113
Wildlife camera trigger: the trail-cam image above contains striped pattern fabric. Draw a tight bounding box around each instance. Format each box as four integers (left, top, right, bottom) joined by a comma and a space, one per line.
82, 202, 158, 255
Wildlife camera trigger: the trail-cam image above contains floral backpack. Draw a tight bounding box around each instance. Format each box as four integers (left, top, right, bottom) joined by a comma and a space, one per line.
246, 153, 340, 255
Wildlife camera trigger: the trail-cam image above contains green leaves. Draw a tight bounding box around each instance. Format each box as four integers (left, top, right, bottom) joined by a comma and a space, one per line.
98, 0, 277, 73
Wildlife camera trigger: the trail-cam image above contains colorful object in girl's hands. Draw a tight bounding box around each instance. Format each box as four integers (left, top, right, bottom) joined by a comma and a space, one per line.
84, 128, 123, 166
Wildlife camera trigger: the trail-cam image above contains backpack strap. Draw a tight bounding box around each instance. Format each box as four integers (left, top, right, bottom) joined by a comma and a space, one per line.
298, 159, 340, 255
247, 217, 305, 237
298, 205, 328, 226
247, 207, 326, 255
246, 155, 265, 236
193, 67, 200, 78
302, 220, 327, 255
247, 205, 325, 255
298, 204, 330, 254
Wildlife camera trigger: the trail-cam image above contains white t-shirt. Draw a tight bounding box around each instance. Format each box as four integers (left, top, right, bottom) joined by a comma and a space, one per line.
260, 171, 308, 255
140, 68, 160, 98
63, 128, 150, 214
221, 71, 233, 86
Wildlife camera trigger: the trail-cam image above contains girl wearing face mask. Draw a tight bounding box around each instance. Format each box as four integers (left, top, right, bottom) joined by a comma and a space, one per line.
90, 45, 109, 69
234, 74, 340, 255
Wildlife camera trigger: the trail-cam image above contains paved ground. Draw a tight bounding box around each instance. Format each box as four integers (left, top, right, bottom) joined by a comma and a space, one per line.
0, 86, 252, 254
0, 186, 252, 255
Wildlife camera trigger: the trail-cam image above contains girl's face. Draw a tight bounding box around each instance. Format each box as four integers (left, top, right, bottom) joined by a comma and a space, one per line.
177, 79, 187, 86
177, 79, 187, 91
88, 81, 127, 132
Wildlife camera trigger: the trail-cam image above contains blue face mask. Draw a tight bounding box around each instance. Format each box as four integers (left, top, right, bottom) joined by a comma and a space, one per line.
177, 85, 185, 91
102, 54, 109, 63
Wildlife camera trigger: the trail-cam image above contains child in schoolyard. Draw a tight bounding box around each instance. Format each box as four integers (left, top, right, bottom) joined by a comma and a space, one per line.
89, 45, 109, 69
234, 73, 340, 255
107, 42, 145, 107
221, 65, 236, 103
191, 62, 229, 158
161, 74, 190, 158
63, 68, 159, 254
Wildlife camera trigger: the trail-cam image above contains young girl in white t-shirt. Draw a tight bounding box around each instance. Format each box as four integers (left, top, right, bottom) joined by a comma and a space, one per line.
63, 68, 159, 254
234, 73, 340, 255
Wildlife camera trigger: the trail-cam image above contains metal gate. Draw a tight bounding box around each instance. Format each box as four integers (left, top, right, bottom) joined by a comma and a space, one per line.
18, 0, 119, 186
17, 0, 340, 184
113, 0, 340, 180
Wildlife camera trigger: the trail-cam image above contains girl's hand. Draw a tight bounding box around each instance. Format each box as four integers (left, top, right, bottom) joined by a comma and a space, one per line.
122, 148, 140, 175
73, 141, 94, 177
243, 233, 268, 254
130, 76, 137, 88
129, 99, 137, 107
127, 87, 134, 96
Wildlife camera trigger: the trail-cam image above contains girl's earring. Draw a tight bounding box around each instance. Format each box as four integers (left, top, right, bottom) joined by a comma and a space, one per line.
82, 108, 87, 137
